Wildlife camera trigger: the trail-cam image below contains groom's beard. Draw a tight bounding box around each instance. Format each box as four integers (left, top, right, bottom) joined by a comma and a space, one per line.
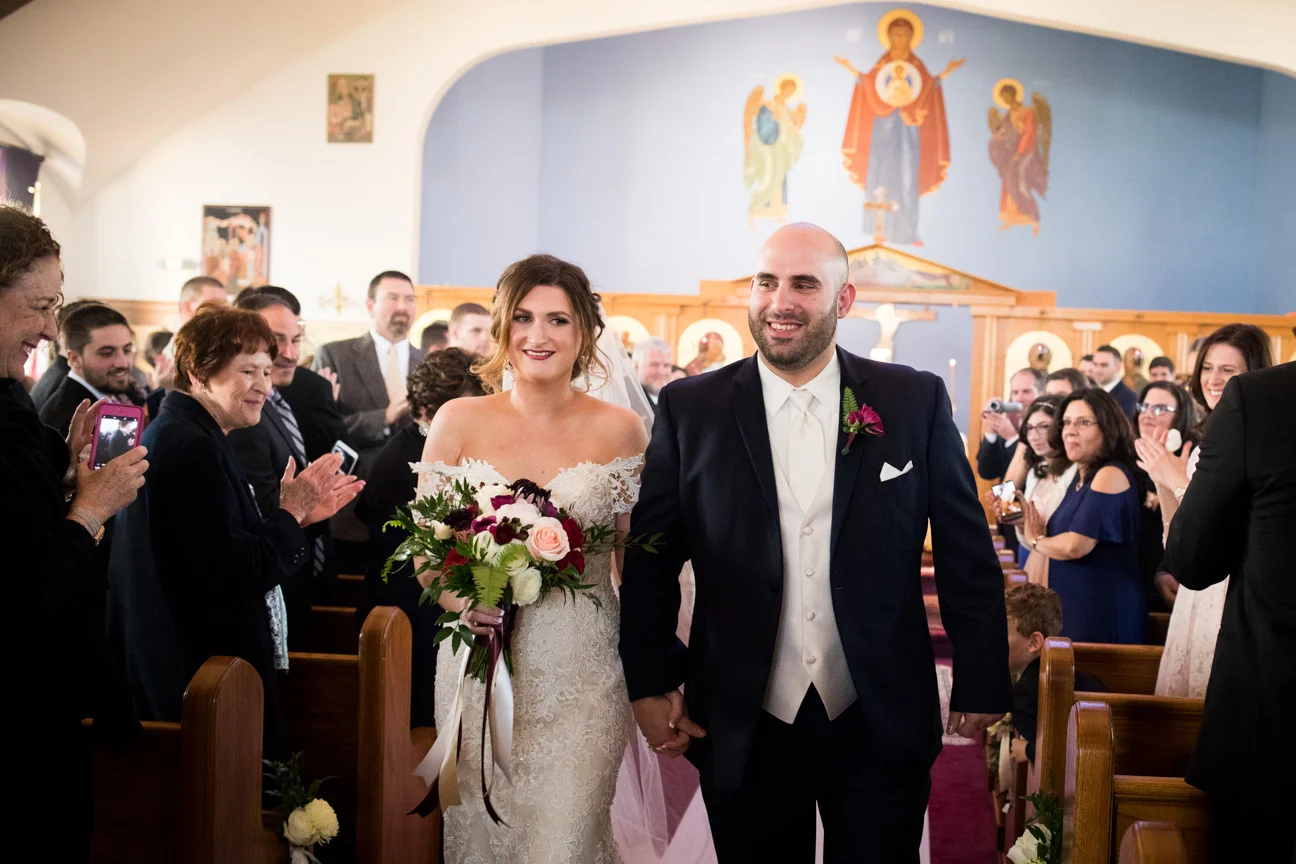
750, 308, 837, 373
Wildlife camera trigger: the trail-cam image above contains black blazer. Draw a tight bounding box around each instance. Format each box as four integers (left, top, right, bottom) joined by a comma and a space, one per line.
620, 349, 1012, 789
108, 391, 309, 756
277, 366, 347, 462
38, 374, 96, 438
1011, 657, 1106, 763
1108, 380, 1139, 423
975, 434, 1016, 482
29, 353, 69, 410
1164, 362, 1296, 801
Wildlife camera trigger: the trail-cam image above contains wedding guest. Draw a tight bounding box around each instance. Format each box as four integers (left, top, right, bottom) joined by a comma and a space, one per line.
447, 302, 491, 357
29, 298, 104, 409
1044, 367, 1087, 396
1088, 345, 1139, 422
1005, 584, 1105, 764
2, 205, 148, 860
355, 347, 483, 726
38, 303, 141, 436
1078, 354, 1095, 380
1147, 356, 1174, 383
1021, 389, 1144, 643
976, 367, 1045, 482
633, 336, 673, 405
109, 306, 349, 755
421, 321, 449, 353
1131, 382, 1199, 613
1164, 362, 1295, 863
1136, 324, 1271, 697
667, 364, 689, 384
994, 396, 1076, 585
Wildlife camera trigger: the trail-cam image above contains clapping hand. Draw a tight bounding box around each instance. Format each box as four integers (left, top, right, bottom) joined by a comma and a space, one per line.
318, 366, 341, 402
632, 691, 706, 758
1134, 428, 1192, 492
1018, 493, 1045, 545
279, 453, 347, 526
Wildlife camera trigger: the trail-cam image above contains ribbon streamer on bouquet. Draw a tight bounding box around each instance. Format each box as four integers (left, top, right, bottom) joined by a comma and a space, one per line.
411, 617, 514, 823
289, 847, 321, 864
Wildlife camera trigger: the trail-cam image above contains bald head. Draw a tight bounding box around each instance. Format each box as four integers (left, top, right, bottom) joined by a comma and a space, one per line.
762, 223, 851, 291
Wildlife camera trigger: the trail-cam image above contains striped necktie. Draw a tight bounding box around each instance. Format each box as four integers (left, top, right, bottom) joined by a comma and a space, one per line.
268, 390, 326, 578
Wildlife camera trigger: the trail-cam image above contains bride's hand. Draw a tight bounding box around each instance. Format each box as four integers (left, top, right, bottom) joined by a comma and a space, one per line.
462, 604, 504, 637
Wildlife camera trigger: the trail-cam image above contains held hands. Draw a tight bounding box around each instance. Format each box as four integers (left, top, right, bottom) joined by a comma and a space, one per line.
946, 711, 1002, 740
631, 690, 706, 758
1134, 428, 1192, 492
70, 445, 149, 532
384, 397, 409, 426
279, 453, 347, 526
462, 604, 504, 637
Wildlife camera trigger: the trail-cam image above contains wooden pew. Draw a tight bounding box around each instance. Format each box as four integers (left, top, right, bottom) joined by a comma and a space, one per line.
1118, 822, 1189, 864
281, 606, 440, 864
89, 656, 283, 864
1036, 638, 1163, 795
303, 604, 361, 654
1004, 569, 1028, 590
1064, 698, 1208, 864
336, 573, 366, 608
1146, 612, 1171, 647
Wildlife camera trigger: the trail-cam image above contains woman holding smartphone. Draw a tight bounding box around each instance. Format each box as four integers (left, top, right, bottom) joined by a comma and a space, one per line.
0, 205, 149, 860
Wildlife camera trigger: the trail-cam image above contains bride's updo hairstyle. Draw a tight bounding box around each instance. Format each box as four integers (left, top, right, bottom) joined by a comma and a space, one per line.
475, 254, 607, 394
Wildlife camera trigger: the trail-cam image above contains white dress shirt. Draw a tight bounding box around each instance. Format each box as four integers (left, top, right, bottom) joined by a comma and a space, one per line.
67, 370, 108, 401
370, 328, 411, 381
1100, 377, 1119, 393
756, 353, 858, 723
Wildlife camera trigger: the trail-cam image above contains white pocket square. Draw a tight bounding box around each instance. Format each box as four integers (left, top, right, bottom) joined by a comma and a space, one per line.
880, 460, 914, 483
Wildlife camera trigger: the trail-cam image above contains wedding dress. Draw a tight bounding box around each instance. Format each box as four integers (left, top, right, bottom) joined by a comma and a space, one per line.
1155, 448, 1228, 697
416, 456, 642, 864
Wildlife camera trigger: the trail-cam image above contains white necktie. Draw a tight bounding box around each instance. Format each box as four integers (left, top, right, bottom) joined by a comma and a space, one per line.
787, 389, 825, 512
384, 343, 404, 404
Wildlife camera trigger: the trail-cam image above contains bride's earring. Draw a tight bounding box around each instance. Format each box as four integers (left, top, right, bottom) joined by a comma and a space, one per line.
504, 360, 513, 372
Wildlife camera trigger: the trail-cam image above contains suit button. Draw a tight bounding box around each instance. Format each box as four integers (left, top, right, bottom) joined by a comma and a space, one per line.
806, 655, 818, 665
804, 567, 814, 577
805, 610, 816, 621
802, 525, 814, 536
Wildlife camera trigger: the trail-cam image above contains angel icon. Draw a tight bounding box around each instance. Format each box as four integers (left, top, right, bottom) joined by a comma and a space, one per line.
742, 73, 806, 226
987, 78, 1051, 235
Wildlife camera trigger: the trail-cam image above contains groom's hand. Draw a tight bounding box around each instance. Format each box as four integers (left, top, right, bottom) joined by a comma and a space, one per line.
632, 691, 706, 758
946, 711, 1004, 740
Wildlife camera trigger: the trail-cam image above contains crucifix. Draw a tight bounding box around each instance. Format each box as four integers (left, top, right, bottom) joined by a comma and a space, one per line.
862, 185, 899, 243
847, 302, 937, 363
320, 283, 350, 315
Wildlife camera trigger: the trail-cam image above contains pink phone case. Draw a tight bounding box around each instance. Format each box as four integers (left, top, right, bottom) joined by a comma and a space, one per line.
88, 402, 145, 469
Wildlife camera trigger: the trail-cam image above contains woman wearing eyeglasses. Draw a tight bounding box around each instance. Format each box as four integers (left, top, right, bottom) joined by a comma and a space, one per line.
1020, 389, 1144, 643
1136, 323, 1272, 697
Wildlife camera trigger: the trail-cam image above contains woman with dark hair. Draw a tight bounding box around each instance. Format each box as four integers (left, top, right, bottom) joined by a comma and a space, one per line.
1136, 323, 1272, 697
993, 395, 1076, 585
108, 305, 355, 754
356, 347, 484, 726
1020, 389, 1144, 643
1, 205, 148, 859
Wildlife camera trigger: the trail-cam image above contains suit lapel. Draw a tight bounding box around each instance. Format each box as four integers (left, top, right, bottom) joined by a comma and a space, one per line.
831, 348, 870, 555
352, 333, 389, 408
732, 357, 779, 520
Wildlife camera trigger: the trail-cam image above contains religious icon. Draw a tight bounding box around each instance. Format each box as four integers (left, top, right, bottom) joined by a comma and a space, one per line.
202, 205, 269, 290
846, 302, 935, 363
327, 74, 374, 143
836, 9, 963, 246
1122, 346, 1148, 394
1028, 342, 1053, 372
685, 332, 728, 376
987, 79, 1051, 235
743, 74, 807, 226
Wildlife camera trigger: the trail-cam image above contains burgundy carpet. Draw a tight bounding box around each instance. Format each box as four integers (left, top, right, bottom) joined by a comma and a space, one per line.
928, 713, 999, 864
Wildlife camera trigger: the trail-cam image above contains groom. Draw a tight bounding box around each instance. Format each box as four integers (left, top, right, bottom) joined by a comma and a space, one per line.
620, 223, 1011, 861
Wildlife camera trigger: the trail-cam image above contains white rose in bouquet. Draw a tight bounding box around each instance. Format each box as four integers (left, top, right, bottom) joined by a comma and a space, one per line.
283, 807, 319, 846
495, 542, 534, 577
494, 500, 542, 527
472, 530, 501, 563
1006, 825, 1049, 864
474, 484, 512, 516
304, 798, 339, 843
511, 566, 543, 606
431, 521, 455, 541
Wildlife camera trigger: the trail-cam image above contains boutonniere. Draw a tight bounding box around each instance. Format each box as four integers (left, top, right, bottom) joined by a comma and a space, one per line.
841, 387, 884, 455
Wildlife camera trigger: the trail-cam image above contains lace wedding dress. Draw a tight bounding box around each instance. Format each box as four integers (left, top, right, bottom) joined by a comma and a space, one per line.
415, 456, 641, 864
1155, 448, 1228, 698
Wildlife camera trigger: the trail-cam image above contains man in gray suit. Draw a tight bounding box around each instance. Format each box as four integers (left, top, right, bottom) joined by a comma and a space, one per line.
313, 271, 423, 564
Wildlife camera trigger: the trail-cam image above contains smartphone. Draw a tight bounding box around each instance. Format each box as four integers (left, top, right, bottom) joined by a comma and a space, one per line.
992, 480, 1024, 524
331, 439, 359, 475
89, 403, 145, 469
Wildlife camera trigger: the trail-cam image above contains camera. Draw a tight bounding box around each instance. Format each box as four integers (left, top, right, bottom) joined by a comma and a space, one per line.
987, 398, 1023, 414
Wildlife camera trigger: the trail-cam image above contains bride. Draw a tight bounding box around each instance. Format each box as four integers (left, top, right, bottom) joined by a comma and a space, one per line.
413, 254, 649, 863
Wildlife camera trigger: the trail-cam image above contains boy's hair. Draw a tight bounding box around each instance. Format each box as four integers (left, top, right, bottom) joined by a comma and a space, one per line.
1005, 583, 1063, 638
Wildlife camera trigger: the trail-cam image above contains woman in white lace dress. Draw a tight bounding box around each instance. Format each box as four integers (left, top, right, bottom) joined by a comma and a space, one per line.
1137, 325, 1273, 697
414, 255, 649, 863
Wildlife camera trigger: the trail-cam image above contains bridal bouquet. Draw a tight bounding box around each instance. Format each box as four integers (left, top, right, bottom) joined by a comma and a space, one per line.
383, 475, 660, 823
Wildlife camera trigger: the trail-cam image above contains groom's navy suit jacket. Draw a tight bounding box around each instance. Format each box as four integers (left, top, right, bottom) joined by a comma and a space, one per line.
621, 348, 1012, 790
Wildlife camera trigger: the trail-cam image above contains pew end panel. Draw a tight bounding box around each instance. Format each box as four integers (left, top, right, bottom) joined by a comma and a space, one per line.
1064, 700, 1115, 864
1112, 780, 1208, 864
1037, 637, 1077, 796
1118, 821, 1189, 864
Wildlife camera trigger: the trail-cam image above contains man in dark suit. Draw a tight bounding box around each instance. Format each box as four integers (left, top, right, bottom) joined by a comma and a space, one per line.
229, 290, 359, 640
312, 271, 423, 568
29, 299, 107, 410
1164, 361, 1296, 863
975, 366, 1045, 483
621, 224, 1011, 862
1089, 344, 1138, 422
38, 304, 140, 436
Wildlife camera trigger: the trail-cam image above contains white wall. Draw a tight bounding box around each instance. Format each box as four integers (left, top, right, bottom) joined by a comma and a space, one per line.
58, 0, 1296, 318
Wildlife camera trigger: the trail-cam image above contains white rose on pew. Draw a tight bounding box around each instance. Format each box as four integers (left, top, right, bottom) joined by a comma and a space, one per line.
511, 567, 542, 606
432, 521, 454, 541
304, 798, 339, 844
1006, 824, 1049, 864
283, 807, 318, 846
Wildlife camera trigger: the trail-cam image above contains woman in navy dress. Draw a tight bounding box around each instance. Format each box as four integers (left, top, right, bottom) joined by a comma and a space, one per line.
1020, 388, 1144, 643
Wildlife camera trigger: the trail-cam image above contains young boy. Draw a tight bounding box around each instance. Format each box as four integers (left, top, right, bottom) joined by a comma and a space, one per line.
1006, 584, 1106, 763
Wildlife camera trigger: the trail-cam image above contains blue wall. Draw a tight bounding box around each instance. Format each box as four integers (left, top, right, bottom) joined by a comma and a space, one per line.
1256, 71, 1296, 316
